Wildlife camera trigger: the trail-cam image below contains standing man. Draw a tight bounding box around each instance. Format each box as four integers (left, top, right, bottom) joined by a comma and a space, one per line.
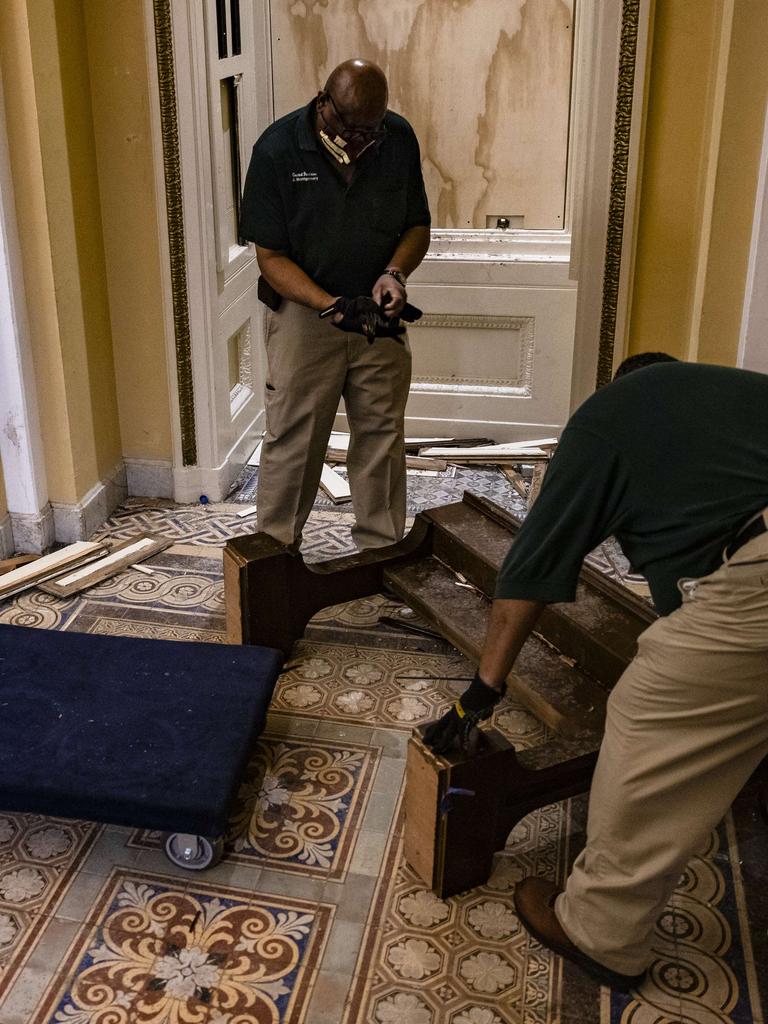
424, 356, 768, 992
240, 59, 431, 550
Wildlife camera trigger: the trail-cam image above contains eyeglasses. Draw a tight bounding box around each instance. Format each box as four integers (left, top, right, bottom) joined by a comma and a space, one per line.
319, 91, 387, 144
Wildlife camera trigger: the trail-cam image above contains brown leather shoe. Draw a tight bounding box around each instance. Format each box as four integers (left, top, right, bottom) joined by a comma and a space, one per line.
514, 877, 646, 994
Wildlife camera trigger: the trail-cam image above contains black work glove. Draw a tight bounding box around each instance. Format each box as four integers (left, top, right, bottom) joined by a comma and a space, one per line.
322, 296, 381, 339
366, 301, 423, 339
321, 297, 423, 342
422, 673, 506, 755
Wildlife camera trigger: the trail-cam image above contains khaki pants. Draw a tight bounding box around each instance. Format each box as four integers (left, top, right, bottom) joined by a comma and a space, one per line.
257, 300, 412, 549
557, 514, 768, 975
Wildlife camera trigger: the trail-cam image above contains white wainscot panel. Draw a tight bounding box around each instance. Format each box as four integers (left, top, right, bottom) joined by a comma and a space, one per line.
404, 260, 577, 441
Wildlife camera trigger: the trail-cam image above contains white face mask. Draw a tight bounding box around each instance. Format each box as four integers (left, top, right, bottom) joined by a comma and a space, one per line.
318, 128, 351, 165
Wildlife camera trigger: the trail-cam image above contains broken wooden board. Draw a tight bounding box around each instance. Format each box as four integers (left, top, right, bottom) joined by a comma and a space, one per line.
319, 463, 352, 503
527, 461, 548, 509
420, 443, 549, 462
246, 439, 263, 467
500, 467, 527, 498
39, 535, 172, 597
0, 541, 109, 602
0, 554, 40, 577
420, 438, 556, 461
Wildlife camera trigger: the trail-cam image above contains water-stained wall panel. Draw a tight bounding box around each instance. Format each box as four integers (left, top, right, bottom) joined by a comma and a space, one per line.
270, 0, 573, 229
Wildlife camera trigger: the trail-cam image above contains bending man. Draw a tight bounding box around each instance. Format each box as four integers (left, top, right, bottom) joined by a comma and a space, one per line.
425, 355, 768, 991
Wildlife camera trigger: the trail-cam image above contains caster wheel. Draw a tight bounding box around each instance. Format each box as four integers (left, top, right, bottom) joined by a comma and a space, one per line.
164, 833, 224, 870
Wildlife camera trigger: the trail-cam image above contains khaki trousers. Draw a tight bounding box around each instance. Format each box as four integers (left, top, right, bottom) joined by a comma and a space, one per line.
557, 515, 768, 975
257, 299, 412, 549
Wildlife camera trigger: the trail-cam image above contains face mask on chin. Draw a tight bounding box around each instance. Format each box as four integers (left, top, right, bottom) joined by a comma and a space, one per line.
319, 127, 352, 165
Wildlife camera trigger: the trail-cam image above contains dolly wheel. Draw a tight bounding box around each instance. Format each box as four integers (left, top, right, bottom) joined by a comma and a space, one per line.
164, 833, 224, 870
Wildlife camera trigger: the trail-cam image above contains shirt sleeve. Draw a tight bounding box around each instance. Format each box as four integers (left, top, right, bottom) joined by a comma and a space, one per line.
494, 426, 630, 603
402, 130, 431, 231
239, 143, 289, 249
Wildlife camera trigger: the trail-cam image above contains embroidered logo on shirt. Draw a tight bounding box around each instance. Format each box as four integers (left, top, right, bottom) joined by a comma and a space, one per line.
292, 171, 319, 184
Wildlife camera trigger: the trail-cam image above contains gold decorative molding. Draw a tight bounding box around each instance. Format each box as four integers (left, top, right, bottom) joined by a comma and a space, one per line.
153, 0, 197, 465
410, 312, 534, 394
411, 313, 531, 333
597, 0, 641, 388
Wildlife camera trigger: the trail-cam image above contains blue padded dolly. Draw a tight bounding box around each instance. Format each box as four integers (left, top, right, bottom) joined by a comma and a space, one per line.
0, 624, 283, 870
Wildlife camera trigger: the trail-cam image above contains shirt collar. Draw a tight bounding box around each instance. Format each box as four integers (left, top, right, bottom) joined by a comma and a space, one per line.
297, 98, 319, 151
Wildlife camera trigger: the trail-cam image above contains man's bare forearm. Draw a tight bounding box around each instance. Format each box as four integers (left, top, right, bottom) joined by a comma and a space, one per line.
479, 599, 545, 691
386, 225, 431, 277
256, 247, 336, 311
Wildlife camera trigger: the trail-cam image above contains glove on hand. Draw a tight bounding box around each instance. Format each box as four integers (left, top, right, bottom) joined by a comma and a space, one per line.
324, 296, 381, 339
422, 673, 506, 755
321, 297, 424, 342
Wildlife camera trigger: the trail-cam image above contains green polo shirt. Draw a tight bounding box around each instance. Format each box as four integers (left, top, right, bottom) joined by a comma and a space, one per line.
495, 363, 768, 615
240, 100, 431, 298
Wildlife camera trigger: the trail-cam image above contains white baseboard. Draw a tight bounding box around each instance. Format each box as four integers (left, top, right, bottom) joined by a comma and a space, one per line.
50, 462, 127, 544
125, 458, 174, 499
172, 416, 264, 504
8, 504, 55, 553
172, 462, 241, 504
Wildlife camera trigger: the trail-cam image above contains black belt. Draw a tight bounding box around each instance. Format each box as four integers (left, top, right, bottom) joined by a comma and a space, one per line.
725, 514, 768, 559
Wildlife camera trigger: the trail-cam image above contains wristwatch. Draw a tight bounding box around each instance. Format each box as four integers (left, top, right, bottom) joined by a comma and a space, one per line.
384, 268, 407, 288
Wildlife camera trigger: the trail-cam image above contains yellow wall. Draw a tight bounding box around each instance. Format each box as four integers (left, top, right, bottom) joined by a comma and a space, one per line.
698, 0, 768, 364
0, 0, 172, 513
28, 0, 123, 491
628, 0, 724, 359
0, 0, 123, 501
628, 0, 768, 365
0, 1, 79, 501
83, 0, 172, 461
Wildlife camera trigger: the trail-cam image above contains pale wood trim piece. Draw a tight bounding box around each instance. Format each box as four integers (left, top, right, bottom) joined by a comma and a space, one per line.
0, 542, 107, 601
39, 535, 172, 597
319, 464, 352, 504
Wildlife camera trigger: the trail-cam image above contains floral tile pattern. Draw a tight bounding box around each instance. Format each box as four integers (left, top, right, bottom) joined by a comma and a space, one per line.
0, 816, 100, 997
128, 736, 380, 879
345, 803, 568, 1024
274, 640, 477, 730
609, 821, 764, 1024
32, 870, 333, 1024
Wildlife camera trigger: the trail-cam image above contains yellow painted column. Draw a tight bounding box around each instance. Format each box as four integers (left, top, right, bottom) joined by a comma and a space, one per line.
628, 0, 768, 366
628, 0, 727, 360
698, 0, 768, 365
0, 0, 122, 506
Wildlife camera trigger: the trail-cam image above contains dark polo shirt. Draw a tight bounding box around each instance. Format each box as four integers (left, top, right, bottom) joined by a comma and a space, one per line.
240, 100, 431, 298
495, 363, 768, 615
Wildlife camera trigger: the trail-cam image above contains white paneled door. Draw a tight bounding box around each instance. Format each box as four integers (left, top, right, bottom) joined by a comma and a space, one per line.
160, 0, 650, 490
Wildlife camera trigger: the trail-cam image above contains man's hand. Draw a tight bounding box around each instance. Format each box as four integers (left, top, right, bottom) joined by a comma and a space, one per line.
422, 673, 506, 755
372, 272, 406, 316
324, 296, 381, 338
321, 296, 408, 341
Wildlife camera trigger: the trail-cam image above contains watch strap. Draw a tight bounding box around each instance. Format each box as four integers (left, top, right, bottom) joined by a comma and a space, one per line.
384, 268, 407, 288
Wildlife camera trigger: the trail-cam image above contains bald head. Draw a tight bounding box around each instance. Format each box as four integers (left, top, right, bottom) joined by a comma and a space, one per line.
324, 59, 388, 125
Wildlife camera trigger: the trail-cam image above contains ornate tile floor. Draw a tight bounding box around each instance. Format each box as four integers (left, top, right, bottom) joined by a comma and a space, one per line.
0, 480, 765, 1023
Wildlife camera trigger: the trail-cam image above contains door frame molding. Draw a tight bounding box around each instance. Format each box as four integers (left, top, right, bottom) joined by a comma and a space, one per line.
737, 88, 768, 375
146, 0, 653, 489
